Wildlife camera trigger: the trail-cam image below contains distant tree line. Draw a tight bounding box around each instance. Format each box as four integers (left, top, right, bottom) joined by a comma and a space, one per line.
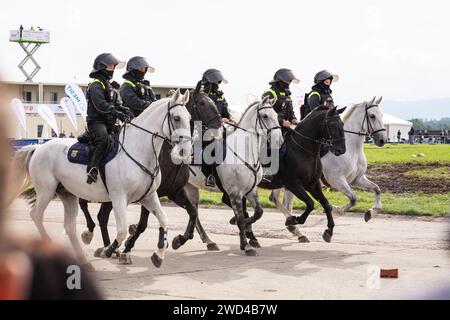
409, 117, 450, 130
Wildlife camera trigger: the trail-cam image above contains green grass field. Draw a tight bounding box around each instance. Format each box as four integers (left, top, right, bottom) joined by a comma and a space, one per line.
364, 144, 450, 163
196, 144, 450, 216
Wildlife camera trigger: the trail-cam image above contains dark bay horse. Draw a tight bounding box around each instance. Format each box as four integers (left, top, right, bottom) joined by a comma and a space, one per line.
212, 105, 347, 245
79, 86, 223, 264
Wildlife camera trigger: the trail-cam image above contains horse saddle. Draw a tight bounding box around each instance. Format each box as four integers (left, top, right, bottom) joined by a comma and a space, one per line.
67, 132, 120, 166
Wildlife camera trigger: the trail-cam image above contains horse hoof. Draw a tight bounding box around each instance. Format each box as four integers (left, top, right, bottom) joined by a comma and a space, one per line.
93, 247, 105, 258
229, 216, 237, 225
172, 235, 183, 250
151, 253, 163, 268
364, 210, 372, 222
82, 262, 95, 272
285, 216, 297, 226
128, 224, 138, 235
298, 235, 310, 243
207, 243, 220, 251
322, 231, 332, 243
119, 253, 132, 265
249, 239, 261, 248
332, 206, 343, 216
81, 230, 94, 245
111, 250, 121, 259
245, 248, 258, 256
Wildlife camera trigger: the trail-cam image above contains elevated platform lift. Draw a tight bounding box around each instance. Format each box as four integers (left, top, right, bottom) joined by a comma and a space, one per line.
9, 28, 50, 82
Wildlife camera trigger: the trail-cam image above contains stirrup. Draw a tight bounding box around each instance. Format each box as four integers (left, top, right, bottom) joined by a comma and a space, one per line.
205, 175, 216, 187
87, 167, 98, 184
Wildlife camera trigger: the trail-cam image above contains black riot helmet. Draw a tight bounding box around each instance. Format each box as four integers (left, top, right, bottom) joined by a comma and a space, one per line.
89, 53, 125, 78
202, 69, 228, 84
269, 68, 300, 85
125, 56, 155, 73
314, 70, 339, 84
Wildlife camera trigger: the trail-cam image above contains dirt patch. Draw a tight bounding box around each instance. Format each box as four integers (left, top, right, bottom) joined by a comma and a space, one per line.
366, 162, 450, 194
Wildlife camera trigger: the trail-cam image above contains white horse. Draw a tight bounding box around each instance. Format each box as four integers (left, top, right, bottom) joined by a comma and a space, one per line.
270, 97, 387, 242
188, 96, 284, 256
11, 90, 192, 268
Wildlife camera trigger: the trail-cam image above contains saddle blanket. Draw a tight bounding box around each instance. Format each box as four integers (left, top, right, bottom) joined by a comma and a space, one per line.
68, 132, 120, 166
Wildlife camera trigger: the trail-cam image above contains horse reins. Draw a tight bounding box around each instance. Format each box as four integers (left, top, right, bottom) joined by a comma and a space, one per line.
225, 103, 281, 196
344, 103, 386, 138
118, 102, 189, 203
289, 110, 345, 156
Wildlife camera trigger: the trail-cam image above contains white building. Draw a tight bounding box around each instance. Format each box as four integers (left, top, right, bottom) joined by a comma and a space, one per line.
382, 113, 413, 142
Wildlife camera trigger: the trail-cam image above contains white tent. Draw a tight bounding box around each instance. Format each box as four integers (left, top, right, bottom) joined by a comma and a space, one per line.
382, 113, 413, 142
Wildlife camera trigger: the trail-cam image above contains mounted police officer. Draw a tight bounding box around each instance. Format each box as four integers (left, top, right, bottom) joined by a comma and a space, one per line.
262, 68, 300, 133
200, 68, 232, 187
86, 53, 131, 184
120, 56, 157, 117
301, 70, 339, 120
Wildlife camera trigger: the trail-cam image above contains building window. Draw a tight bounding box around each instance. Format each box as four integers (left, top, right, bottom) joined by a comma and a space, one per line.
24, 91, 32, 102
37, 124, 43, 138
49, 92, 58, 103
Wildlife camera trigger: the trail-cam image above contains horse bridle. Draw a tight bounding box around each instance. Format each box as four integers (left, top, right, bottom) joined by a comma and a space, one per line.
290, 110, 345, 149
224, 102, 282, 196
344, 103, 386, 138
118, 101, 190, 203
226, 102, 281, 137
190, 94, 222, 131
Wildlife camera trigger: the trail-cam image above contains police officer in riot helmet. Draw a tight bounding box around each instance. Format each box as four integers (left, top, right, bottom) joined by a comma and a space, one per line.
200, 68, 232, 187
301, 70, 339, 120
85, 53, 131, 184
120, 56, 157, 117
262, 68, 300, 132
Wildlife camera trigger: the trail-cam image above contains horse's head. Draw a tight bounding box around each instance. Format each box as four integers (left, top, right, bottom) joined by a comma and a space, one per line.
324, 106, 347, 156
165, 89, 192, 163
364, 96, 387, 147
256, 96, 283, 149
186, 81, 223, 140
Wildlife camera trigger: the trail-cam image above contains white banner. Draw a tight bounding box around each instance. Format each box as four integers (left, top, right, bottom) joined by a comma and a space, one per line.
65, 83, 87, 118
10, 98, 27, 131
60, 97, 79, 131
38, 104, 59, 136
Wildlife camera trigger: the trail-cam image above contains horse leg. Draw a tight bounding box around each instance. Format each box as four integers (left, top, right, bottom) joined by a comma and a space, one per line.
119, 206, 150, 264
271, 188, 310, 243
352, 175, 382, 222
80, 199, 96, 245
244, 190, 263, 248
140, 192, 169, 268
331, 177, 357, 215
307, 181, 335, 243
284, 184, 315, 227
169, 189, 198, 250
30, 188, 56, 240
60, 193, 94, 271
230, 194, 256, 256
195, 216, 220, 251
94, 202, 115, 258
103, 196, 127, 259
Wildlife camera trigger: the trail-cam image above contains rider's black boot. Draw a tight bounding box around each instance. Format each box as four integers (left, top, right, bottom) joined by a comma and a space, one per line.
205, 174, 216, 187
87, 167, 99, 184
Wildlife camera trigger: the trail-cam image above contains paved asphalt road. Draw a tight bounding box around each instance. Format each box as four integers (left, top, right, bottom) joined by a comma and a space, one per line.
5, 199, 450, 299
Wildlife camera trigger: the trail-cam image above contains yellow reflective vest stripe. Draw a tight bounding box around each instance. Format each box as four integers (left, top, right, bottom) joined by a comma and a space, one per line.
123, 80, 136, 88
309, 91, 321, 99
89, 79, 106, 90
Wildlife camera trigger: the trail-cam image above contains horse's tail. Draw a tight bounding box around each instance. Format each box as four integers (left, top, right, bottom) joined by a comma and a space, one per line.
6, 145, 38, 207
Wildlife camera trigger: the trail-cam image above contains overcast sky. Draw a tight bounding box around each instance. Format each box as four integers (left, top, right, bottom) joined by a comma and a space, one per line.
1, 0, 449, 112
